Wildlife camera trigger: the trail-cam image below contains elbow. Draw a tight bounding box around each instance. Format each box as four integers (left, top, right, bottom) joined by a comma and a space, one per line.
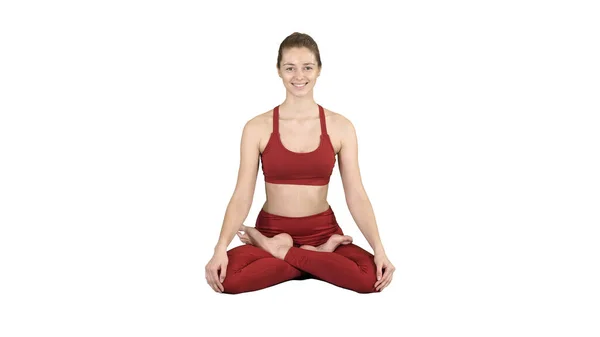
345, 194, 367, 212
345, 188, 368, 205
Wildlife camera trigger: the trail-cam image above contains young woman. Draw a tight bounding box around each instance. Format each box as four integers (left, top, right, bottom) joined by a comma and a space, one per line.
204, 32, 395, 294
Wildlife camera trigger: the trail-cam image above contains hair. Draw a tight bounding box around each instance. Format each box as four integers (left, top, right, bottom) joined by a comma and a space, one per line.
277, 32, 322, 69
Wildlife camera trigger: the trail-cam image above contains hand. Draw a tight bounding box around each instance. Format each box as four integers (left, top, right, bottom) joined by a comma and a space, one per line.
374, 251, 395, 292
205, 249, 228, 293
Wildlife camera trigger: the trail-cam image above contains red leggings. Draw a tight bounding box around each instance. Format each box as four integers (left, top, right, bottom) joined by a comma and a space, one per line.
222, 206, 378, 294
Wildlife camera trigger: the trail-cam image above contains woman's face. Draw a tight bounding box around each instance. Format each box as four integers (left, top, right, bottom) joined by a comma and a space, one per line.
278, 47, 320, 97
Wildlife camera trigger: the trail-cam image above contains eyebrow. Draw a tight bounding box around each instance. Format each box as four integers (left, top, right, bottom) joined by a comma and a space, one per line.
283, 62, 315, 66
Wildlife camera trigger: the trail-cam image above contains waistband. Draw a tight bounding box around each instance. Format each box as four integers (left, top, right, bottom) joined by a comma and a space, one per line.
258, 205, 334, 220
255, 205, 342, 246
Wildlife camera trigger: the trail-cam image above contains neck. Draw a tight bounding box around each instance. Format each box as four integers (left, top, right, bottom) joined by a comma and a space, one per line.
280, 92, 317, 116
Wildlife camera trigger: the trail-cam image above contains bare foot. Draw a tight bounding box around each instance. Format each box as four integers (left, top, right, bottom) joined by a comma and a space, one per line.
237, 225, 293, 260
237, 225, 256, 245
300, 234, 353, 253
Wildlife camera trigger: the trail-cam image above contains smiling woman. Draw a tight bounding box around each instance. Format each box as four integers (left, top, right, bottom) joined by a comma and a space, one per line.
204, 32, 395, 294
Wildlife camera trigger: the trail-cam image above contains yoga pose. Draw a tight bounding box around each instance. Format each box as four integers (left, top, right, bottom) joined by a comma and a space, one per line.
205, 32, 395, 294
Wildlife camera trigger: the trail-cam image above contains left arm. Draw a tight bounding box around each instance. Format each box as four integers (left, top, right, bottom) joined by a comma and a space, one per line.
337, 116, 385, 255
337, 115, 395, 291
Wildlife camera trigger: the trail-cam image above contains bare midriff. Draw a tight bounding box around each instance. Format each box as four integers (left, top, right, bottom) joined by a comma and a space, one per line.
261, 183, 330, 217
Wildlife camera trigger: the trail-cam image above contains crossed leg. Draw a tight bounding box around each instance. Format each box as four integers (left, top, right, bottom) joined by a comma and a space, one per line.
235, 225, 378, 294
221, 243, 305, 294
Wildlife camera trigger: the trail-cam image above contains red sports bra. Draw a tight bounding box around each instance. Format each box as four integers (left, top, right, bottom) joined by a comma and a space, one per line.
260, 104, 336, 186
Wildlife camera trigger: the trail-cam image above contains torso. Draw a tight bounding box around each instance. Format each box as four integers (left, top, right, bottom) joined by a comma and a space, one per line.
256, 107, 342, 217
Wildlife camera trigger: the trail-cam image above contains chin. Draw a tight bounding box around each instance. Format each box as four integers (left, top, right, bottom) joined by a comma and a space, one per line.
287, 85, 314, 96
290, 91, 312, 98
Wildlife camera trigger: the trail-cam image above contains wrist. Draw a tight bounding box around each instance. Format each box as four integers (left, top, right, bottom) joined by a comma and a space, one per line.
214, 244, 228, 253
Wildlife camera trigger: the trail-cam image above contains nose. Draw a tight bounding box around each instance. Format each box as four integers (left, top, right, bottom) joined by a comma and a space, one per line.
294, 68, 305, 78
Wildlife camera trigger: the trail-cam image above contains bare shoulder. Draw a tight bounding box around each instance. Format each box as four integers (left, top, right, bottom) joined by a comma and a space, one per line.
242, 109, 274, 136
239, 108, 276, 152
322, 107, 356, 153
323, 108, 355, 131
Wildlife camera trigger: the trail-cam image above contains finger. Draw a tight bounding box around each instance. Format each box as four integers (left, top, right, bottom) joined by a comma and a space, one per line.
374, 272, 384, 288
206, 272, 217, 292
218, 272, 226, 292
205, 268, 214, 286
378, 273, 394, 292
380, 265, 394, 283
374, 265, 383, 289
376, 276, 387, 291
207, 278, 219, 292
217, 263, 227, 290
384, 274, 394, 290
374, 264, 387, 288
215, 271, 224, 292
376, 269, 392, 291
219, 265, 227, 283
211, 268, 219, 286
380, 276, 393, 291
210, 269, 222, 293
382, 265, 392, 278
374, 276, 383, 289
210, 282, 220, 292
376, 275, 389, 291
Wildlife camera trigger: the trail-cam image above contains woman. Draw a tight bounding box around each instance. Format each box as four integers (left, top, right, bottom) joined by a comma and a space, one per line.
204, 32, 395, 294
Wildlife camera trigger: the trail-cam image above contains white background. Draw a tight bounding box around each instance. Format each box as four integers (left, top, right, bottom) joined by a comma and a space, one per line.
1, 0, 599, 336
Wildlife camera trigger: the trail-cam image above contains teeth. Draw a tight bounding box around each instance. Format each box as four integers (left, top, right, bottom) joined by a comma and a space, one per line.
293, 83, 306, 87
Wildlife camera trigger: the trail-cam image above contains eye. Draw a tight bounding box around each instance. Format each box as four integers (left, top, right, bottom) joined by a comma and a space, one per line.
305, 67, 313, 70
286, 67, 293, 71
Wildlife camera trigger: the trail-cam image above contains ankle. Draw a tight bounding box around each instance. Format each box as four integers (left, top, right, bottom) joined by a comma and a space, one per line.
274, 245, 291, 260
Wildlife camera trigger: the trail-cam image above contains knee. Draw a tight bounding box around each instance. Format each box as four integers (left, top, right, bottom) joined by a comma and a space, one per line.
221, 275, 247, 294
353, 270, 379, 294
354, 284, 377, 294
355, 283, 378, 294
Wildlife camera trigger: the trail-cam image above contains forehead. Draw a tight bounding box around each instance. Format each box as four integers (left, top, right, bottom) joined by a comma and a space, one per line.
281, 47, 316, 64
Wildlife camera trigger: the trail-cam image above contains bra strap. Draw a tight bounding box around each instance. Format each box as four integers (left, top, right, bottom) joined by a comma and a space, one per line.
318, 104, 328, 135
273, 105, 279, 134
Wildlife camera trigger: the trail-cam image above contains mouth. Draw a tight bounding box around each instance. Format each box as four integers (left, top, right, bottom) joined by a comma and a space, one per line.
292, 82, 308, 88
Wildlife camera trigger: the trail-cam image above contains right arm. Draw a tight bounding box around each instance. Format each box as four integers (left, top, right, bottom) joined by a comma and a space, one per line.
213, 118, 261, 252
